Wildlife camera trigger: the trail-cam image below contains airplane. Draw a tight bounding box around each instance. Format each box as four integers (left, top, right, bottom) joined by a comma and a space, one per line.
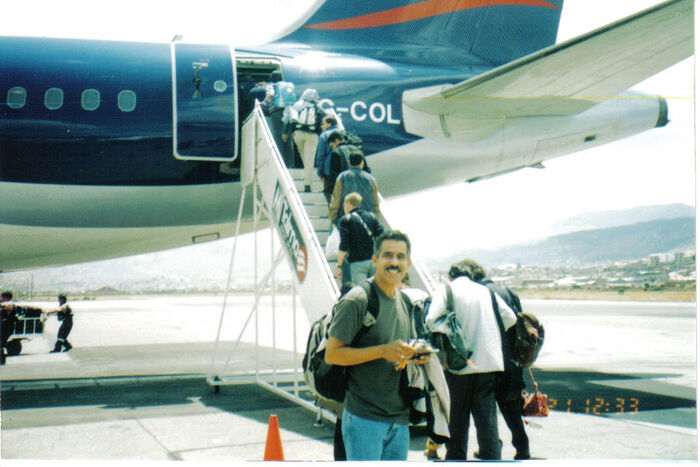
0, 0, 693, 272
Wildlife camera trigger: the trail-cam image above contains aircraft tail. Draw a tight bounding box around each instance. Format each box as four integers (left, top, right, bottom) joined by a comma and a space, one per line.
276, 0, 564, 67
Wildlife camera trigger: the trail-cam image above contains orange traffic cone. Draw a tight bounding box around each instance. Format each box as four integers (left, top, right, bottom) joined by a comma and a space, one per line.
264, 414, 285, 461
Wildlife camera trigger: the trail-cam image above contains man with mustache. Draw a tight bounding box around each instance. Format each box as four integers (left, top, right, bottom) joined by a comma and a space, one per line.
325, 230, 425, 460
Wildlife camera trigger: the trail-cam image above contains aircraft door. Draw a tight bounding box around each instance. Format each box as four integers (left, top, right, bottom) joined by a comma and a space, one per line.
171, 43, 238, 161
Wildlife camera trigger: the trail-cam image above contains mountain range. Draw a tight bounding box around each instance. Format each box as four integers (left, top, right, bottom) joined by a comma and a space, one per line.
548, 203, 695, 235
426, 203, 695, 270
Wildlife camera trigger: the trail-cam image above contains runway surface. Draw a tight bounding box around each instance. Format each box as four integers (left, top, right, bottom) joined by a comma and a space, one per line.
0, 295, 696, 461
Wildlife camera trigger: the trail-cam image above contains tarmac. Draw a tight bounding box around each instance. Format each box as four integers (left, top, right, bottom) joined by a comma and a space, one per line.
0, 296, 696, 463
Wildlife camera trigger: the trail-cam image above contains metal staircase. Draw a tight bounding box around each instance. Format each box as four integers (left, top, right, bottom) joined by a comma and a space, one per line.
207, 103, 435, 418
291, 168, 335, 269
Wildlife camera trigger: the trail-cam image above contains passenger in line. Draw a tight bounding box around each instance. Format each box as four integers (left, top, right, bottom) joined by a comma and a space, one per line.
424, 263, 532, 461
247, 81, 269, 114
237, 72, 257, 121
0, 291, 16, 365
478, 275, 530, 460
328, 151, 379, 226
326, 130, 370, 190
46, 294, 74, 353
426, 259, 517, 461
264, 71, 296, 167
314, 116, 340, 202
335, 192, 384, 287
286, 88, 326, 191
325, 230, 428, 461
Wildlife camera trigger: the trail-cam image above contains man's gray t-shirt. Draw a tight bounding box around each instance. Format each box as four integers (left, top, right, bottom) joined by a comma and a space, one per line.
328, 282, 413, 424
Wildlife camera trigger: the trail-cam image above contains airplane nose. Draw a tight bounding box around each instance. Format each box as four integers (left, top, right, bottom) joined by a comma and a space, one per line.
655, 96, 669, 128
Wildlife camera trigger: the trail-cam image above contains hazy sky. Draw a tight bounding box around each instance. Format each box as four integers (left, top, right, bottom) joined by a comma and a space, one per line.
3, 0, 695, 258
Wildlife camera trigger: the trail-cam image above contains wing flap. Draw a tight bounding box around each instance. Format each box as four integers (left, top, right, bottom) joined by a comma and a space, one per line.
403, 0, 693, 129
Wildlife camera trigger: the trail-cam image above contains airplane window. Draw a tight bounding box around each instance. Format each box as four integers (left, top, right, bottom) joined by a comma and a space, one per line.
7, 87, 27, 109
44, 88, 64, 110
214, 80, 227, 93
81, 89, 100, 111
118, 90, 136, 112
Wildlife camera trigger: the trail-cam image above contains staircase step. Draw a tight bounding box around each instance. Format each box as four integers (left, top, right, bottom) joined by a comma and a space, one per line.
298, 192, 327, 204
293, 180, 324, 192
316, 230, 330, 244
311, 217, 330, 231
288, 168, 305, 179
288, 168, 322, 182
304, 204, 329, 217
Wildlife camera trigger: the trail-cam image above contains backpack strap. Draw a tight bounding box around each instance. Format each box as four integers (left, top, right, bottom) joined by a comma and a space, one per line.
445, 283, 455, 313
359, 280, 380, 320
434, 282, 457, 368
399, 290, 413, 315
487, 285, 513, 364
314, 103, 326, 133
351, 211, 374, 239
350, 280, 380, 345
483, 280, 522, 315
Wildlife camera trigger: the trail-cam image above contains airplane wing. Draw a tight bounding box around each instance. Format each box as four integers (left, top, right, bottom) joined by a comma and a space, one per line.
402, 0, 693, 141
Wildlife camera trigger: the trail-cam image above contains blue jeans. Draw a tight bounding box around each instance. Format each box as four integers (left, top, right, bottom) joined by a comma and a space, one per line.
349, 259, 375, 285
341, 410, 410, 460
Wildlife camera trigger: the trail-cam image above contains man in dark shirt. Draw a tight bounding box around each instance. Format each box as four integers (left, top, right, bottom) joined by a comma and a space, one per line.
314, 116, 340, 202
327, 131, 370, 188
479, 277, 530, 460
329, 151, 380, 225
0, 291, 16, 365
336, 192, 384, 286
247, 81, 269, 115
327, 131, 349, 186
46, 294, 74, 353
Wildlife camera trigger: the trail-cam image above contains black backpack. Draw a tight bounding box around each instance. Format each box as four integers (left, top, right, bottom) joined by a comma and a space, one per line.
342, 130, 363, 150
302, 281, 413, 404
511, 312, 545, 367
487, 283, 544, 368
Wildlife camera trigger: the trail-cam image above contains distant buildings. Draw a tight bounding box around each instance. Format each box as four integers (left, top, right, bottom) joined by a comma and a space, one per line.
442, 250, 697, 292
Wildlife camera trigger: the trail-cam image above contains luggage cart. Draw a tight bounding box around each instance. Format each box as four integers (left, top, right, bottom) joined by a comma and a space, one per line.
6, 306, 46, 356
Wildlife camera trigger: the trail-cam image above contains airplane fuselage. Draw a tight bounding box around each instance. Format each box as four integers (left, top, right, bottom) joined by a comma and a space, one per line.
0, 33, 668, 271
1, 37, 480, 186
0, 36, 484, 270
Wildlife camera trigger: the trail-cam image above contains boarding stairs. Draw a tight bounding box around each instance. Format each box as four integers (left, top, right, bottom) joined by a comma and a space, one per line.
207, 103, 435, 420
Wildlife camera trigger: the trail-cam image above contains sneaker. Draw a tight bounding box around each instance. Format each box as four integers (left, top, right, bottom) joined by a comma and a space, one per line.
50, 349, 62, 353
425, 438, 443, 460
515, 452, 531, 460
63, 343, 72, 352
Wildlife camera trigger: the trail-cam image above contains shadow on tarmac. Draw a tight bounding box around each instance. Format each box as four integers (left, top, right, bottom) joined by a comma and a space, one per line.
528, 368, 696, 421
2, 369, 695, 431
2, 375, 296, 412
1, 375, 336, 441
